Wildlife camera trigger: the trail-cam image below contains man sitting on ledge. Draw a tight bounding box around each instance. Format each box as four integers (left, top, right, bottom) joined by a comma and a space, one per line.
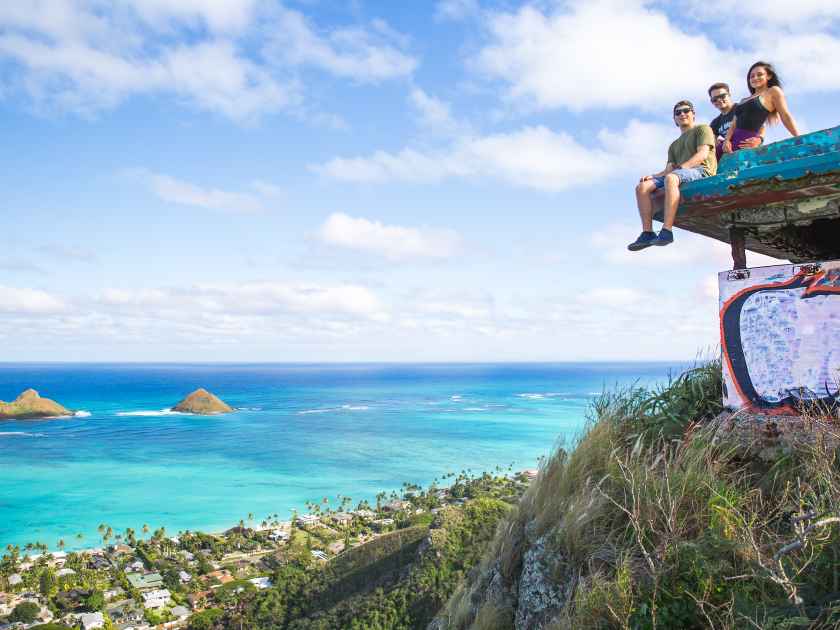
628, 100, 717, 250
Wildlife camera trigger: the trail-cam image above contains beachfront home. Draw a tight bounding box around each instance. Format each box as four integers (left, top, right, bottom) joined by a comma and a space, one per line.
352, 509, 375, 520
295, 514, 321, 528
268, 529, 290, 542
80, 611, 105, 630
330, 512, 354, 526
89, 555, 111, 571
127, 572, 164, 590
141, 589, 171, 610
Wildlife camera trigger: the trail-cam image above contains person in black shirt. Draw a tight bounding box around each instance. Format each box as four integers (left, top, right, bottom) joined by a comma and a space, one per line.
708, 82, 762, 160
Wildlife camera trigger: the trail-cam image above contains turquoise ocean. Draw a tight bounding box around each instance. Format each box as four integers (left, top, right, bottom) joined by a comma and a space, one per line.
0, 363, 683, 551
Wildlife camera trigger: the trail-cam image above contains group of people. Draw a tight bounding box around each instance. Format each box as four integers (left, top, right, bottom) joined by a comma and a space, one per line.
627, 61, 800, 251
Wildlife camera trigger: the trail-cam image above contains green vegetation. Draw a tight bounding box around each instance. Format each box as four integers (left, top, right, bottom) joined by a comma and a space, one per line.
10, 600, 40, 623
445, 363, 840, 629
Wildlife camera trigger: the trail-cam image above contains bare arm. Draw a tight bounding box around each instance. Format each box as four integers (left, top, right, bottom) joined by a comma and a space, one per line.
723, 117, 736, 153
770, 87, 799, 137
677, 144, 710, 169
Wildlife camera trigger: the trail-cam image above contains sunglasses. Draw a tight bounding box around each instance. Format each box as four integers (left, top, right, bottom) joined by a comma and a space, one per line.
710, 93, 729, 103
673, 107, 693, 116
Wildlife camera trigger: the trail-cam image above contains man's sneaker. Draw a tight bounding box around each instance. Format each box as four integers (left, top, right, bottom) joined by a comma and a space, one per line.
653, 228, 674, 246
627, 231, 658, 251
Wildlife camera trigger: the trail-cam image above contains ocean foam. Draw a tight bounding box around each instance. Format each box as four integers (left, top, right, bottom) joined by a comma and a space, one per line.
299, 405, 370, 415
0, 431, 46, 437
74, 411, 91, 418
116, 408, 189, 417
341, 405, 369, 411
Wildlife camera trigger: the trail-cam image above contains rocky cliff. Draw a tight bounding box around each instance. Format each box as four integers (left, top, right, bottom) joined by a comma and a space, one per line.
434, 363, 840, 629
0, 389, 72, 420
172, 388, 233, 414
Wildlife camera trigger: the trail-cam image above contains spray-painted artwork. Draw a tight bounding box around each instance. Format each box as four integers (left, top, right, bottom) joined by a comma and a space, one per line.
719, 260, 840, 412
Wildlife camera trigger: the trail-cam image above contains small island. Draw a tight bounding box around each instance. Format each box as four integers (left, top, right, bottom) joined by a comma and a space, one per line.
172, 388, 233, 415
0, 389, 72, 420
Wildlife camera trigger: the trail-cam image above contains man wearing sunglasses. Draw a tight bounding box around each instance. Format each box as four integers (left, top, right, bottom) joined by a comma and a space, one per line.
708, 82, 763, 160
627, 100, 716, 251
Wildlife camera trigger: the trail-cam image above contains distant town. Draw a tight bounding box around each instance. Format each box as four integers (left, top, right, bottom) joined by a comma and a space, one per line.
0, 468, 537, 630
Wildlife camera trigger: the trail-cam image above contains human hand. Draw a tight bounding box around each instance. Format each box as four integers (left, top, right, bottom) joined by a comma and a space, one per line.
723, 140, 733, 153
639, 175, 653, 182
737, 137, 762, 149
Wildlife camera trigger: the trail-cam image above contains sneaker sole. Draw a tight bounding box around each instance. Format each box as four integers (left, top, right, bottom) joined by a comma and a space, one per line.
652, 239, 673, 246
627, 242, 656, 251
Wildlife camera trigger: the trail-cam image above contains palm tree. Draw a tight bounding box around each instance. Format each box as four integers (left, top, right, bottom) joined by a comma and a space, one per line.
75, 533, 84, 541
57, 540, 65, 552
142, 523, 149, 537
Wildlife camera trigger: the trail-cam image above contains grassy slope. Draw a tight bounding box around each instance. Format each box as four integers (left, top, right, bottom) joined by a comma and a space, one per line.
444, 363, 840, 629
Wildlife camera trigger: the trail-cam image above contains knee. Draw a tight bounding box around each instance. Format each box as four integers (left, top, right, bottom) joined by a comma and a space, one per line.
664, 173, 680, 188
636, 180, 651, 194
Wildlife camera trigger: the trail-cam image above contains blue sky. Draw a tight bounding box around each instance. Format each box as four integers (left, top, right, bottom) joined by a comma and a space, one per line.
1, 0, 838, 362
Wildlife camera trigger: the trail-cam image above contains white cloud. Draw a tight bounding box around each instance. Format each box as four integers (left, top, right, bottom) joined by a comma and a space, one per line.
129, 0, 258, 33
266, 7, 417, 82
474, 1, 739, 112
140, 170, 276, 214
0, 1, 412, 119
318, 212, 461, 260
435, 0, 480, 21
99, 282, 389, 322
313, 119, 675, 191
0, 286, 66, 314
578, 287, 644, 307
409, 88, 460, 134
684, 0, 840, 25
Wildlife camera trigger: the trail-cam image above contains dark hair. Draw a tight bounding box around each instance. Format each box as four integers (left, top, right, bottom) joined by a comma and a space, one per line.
708, 82, 730, 96
673, 100, 694, 114
747, 61, 781, 94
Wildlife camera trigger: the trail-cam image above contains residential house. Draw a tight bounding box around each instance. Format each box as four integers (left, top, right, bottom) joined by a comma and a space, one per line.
295, 514, 321, 528
126, 560, 145, 573
331, 512, 353, 526
56, 568, 76, 577
106, 599, 144, 627
249, 577, 272, 589
521, 469, 539, 481
352, 509, 376, 520
7, 574, 22, 588
186, 590, 210, 610
383, 500, 412, 512
170, 605, 190, 620
268, 529, 289, 542
141, 588, 171, 610
103, 586, 125, 601
178, 570, 192, 584
127, 572, 164, 590
80, 611, 105, 630
328, 541, 346, 555
310, 550, 327, 561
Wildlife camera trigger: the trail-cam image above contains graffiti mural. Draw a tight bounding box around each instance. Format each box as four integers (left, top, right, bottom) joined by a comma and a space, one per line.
719, 261, 840, 412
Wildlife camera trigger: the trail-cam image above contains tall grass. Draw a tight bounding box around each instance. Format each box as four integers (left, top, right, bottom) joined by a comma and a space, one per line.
442, 362, 840, 629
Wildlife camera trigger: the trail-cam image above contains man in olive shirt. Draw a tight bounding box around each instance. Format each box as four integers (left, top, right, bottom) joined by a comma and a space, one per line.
628, 100, 717, 250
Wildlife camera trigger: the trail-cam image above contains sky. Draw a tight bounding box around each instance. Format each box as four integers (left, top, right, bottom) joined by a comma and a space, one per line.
1, 0, 839, 362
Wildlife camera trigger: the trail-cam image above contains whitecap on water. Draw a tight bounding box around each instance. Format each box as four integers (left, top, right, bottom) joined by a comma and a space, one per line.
0, 431, 46, 437
74, 410, 91, 418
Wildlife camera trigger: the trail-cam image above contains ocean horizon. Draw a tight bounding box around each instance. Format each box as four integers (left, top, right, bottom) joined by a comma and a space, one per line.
1, 361, 691, 551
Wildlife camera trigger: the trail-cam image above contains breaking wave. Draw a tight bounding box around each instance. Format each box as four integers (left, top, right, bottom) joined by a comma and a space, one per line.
116, 408, 189, 417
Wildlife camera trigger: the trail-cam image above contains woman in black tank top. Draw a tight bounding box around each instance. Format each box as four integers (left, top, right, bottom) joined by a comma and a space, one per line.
722, 61, 800, 156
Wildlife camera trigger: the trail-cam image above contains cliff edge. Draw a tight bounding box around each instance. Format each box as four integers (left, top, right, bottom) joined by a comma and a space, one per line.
435, 363, 840, 629
172, 388, 233, 415
0, 389, 72, 420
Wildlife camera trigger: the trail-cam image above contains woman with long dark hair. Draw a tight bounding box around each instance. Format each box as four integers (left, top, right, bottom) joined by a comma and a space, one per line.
722, 61, 800, 155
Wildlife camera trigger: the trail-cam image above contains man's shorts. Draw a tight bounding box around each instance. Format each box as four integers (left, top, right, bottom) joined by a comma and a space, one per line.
653, 167, 706, 189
